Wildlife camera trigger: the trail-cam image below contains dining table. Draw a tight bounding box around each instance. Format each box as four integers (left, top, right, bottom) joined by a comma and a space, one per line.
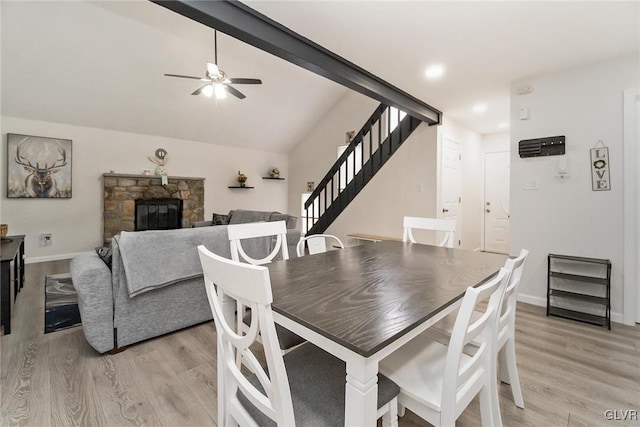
265, 240, 507, 426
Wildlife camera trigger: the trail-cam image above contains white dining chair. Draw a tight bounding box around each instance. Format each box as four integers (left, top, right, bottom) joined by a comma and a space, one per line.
438, 248, 529, 416
296, 233, 344, 257
227, 220, 289, 265
227, 221, 304, 352
197, 245, 400, 427
380, 267, 510, 427
402, 216, 456, 248
495, 249, 529, 410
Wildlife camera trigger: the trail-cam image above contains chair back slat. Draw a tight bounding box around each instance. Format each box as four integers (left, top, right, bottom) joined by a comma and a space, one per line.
403, 216, 456, 247
197, 245, 295, 426
497, 249, 529, 347
296, 234, 345, 257
456, 345, 486, 386
228, 221, 289, 265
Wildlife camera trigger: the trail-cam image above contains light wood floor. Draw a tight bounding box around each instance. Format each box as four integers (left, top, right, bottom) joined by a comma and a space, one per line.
1, 261, 639, 426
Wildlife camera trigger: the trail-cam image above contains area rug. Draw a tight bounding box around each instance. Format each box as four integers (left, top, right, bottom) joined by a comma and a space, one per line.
44, 273, 81, 334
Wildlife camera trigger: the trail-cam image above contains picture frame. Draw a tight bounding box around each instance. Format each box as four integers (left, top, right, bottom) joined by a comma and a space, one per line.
7, 133, 72, 198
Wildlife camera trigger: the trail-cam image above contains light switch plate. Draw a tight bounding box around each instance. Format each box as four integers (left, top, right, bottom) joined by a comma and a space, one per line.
523, 177, 538, 190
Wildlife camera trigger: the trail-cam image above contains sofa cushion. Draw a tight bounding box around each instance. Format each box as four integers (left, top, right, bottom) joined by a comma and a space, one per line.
95, 246, 113, 270
228, 209, 274, 225
212, 212, 230, 225
192, 220, 213, 228
270, 213, 297, 229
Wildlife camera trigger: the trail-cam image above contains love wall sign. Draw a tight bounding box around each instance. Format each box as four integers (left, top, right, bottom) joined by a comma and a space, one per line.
590, 141, 610, 191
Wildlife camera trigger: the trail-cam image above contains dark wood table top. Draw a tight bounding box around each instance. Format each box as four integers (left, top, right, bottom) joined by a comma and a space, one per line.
1, 235, 25, 262
267, 240, 507, 357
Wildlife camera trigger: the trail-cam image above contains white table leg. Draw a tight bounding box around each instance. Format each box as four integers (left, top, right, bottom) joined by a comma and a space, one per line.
345, 356, 379, 426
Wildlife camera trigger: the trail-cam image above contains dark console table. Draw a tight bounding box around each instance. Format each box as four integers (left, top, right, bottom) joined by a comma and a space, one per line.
1, 235, 25, 335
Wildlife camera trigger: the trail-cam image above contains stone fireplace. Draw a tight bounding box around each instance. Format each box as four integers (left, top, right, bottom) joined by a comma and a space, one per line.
103, 173, 205, 245
135, 198, 183, 231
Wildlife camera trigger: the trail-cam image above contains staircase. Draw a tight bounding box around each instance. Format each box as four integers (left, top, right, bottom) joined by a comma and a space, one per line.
303, 103, 423, 235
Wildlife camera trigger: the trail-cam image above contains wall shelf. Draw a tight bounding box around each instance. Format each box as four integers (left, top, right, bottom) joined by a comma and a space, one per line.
228, 186, 254, 189
547, 253, 611, 329
262, 177, 285, 180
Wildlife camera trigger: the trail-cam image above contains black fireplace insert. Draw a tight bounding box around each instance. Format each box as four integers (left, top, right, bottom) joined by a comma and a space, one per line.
135, 199, 183, 231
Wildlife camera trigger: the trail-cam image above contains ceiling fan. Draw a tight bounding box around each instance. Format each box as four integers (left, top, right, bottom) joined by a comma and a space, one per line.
164, 30, 262, 100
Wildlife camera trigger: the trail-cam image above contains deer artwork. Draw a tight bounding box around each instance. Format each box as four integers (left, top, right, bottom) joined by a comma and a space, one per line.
15, 138, 67, 198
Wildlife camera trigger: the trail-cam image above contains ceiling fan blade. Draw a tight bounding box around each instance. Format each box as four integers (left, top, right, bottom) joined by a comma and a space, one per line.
229, 78, 262, 85
206, 62, 221, 78
225, 85, 246, 99
191, 84, 211, 96
165, 73, 204, 80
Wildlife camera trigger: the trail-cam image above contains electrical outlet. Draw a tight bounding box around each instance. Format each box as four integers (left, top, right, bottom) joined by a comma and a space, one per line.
40, 233, 52, 246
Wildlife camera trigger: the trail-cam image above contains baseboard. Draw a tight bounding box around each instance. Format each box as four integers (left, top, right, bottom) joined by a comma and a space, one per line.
517, 293, 624, 325
26, 252, 86, 264
516, 293, 546, 307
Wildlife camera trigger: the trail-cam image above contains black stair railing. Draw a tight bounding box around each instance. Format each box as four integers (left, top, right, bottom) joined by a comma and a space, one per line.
303, 103, 422, 235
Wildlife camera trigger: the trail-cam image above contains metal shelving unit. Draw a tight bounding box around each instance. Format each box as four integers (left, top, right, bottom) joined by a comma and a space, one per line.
547, 254, 611, 329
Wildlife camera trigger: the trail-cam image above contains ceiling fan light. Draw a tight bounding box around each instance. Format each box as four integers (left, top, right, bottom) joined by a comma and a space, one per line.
202, 84, 214, 98
215, 84, 227, 99
207, 62, 219, 76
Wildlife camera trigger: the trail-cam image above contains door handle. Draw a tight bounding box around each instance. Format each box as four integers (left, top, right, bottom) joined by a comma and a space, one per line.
486, 209, 491, 213
442, 208, 449, 213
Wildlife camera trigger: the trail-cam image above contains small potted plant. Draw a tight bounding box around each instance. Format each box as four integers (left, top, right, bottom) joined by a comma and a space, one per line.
270, 167, 280, 178
237, 171, 248, 187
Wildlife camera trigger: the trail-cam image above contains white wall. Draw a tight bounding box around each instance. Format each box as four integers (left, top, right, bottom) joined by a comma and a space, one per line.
327, 123, 438, 245
482, 131, 510, 153
287, 90, 442, 245
510, 55, 639, 322
1, 117, 289, 261
287, 92, 489, 248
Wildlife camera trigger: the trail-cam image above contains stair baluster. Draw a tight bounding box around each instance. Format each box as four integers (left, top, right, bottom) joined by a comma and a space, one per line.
304, 103, 422, 235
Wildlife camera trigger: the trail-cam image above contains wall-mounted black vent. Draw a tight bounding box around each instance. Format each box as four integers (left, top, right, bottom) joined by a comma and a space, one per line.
135, 199, 183, 231
519, 136, 565, 158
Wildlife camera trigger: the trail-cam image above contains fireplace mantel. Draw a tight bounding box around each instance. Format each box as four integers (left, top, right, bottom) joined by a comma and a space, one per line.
103, 173, 205, 181
102, 173, 205, 245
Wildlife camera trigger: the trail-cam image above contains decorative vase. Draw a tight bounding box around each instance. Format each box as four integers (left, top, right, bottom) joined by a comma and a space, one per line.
237, 171, 248, 187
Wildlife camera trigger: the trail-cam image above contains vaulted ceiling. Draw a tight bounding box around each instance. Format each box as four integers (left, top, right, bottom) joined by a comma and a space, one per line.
2, 1, 638, 153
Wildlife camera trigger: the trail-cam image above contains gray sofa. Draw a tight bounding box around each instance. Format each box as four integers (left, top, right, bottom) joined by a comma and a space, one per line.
193, 209, 298, 229
70, 210, 299, 353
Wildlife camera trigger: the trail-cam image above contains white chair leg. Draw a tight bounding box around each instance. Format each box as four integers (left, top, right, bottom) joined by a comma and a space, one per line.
398, 403, 406, 417
504, 338, 524, 408
498, 346, 510, 384
381, 398, 399, 427
480, 383, 502, 427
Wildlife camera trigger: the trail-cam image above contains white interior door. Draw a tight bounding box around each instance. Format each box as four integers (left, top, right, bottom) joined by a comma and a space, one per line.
623, 89, 640, 324
441, 138, 461, 247
484, 151, 510, 254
